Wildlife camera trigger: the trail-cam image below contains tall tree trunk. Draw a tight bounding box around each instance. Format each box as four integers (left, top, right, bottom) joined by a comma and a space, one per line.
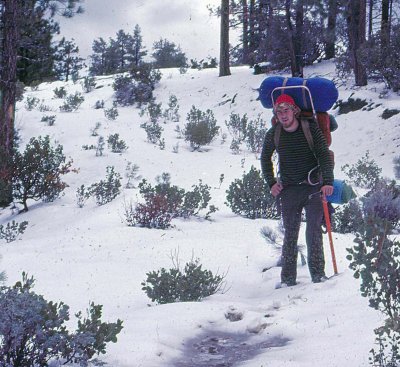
285, 0, 303, 77
248, 0, 256, 65
219, 0, 231, 76
0, 0, 19, 206
242, 0, 249, 64
368, 0, 374, 39
381, 0, 390, 59
325, 0, 338, 59
294, 0, 304, 77
347, 0, 367, 86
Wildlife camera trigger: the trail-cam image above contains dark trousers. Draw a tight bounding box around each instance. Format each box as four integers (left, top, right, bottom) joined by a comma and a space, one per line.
279, 184, 325, 284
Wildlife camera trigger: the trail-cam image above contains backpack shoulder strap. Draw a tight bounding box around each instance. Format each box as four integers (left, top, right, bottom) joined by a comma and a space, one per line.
300, 119, 315, 153
274, 123, 282, 149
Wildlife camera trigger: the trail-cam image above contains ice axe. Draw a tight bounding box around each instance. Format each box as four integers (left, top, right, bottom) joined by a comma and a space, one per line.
322, 195, 338, 275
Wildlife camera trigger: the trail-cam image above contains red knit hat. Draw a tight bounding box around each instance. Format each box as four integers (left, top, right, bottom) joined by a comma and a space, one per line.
275, 94, 296, 107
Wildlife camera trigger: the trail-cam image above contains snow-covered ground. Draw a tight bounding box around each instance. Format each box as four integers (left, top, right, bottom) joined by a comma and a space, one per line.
1, 60, 399, 366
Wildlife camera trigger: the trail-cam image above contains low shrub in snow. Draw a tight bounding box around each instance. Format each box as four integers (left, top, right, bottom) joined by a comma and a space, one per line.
163, 94, 180, 122
332, 199, 364, 234
0, 273, 123, 366
25, 96, 40, 111
124, 194, 173, 229
0, 220, 28, 243
226, 166, 279, 219
41, 114, 56, 126
59, 92, 85, 112
107, 133, 127, 153
142, 257, 225, 304
394, 155, 400, 180
125, 162, 142, 189
89, 166, 122, 206
104, 105, 119, 120
11, 136, 74, 212
140, 120, 163, 144
183, 105, 219, 150
341, 151, 382, 189
82, 76, 96, 93
53, 86, 67, 99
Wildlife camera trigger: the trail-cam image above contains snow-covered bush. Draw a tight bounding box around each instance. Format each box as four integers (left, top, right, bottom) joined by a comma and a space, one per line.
90, 121, 101, 136
94, 100, 104, 109
25, 96, 40, 110
140, 100, 163, 122
226, 166, 279, 219
140, 120, 163, 144
138, 173, 217, 220
96, 136, 105, 156
89, 166, 122, 206
341, 151, 382, 189
41, 114, 56, 126
142, 258, 225, 304
113, 64, 161, 106
394, 155, 400, 179
123, 194, 173, 229
0, 273, 123, 366
104, 105, 119, 120
163, 94, 180, 122
333, 97, 368, 115
107, 133, 127, 153
332, 200, 364, 234
82, 76, 96, 93
244, 114, 265, 155
0, 220, 28, 243
76, 184, 91, 208
59, 92, 85, 112
125, 162, 142, 189
226, 112, 248, 143
53, 86, 67, 99
12, 136, 74, 212
183, 105, 219, 150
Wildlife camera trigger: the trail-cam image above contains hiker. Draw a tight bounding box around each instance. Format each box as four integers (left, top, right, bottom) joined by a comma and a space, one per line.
260, 94, 334, 287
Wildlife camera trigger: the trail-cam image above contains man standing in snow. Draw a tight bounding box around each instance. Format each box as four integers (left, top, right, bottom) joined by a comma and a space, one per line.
260, 94, 334, 287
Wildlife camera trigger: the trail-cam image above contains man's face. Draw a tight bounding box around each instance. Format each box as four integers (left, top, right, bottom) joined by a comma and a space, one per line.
276, 103, 297, 130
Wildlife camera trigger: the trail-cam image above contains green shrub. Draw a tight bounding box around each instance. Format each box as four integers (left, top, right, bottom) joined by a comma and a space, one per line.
59, 92, 85, 112
381, 108, 400, 120
104, 106, 119, 120
334, 97, 368, 115
125, 162, 142, 189
163, 94, 180, 122
332, 200, 364, 234
225, 112, 248, 143
25, 96, 40, 111
244, 115, 265, 154
12, 136, 74, 212
140, 100, 163, 123
142, 257, 225, 304
94, 99, 105, 109
53, 86, 67, 99
140, 121, 163, 144
0, 220, 28, 242
41, 114, 56, 126
226, 166, 279, 219
107, 133, 127, 153
0, 273, 123, 366
341, 151, 382, 189
82, 76, 96, 93
394, 156, 400, 179
183, 105, 219, 150
89, 166, 122, 205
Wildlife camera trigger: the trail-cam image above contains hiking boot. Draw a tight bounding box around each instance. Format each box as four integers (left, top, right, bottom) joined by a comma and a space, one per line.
275, 280, 297, 289
312, 275, 329, 283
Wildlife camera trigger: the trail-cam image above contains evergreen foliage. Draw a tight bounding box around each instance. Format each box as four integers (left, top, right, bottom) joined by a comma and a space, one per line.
0, 273, 122, 366
0, 220, 28, 242
332, 199, 364, 234
226, 166, 278, 219
82, 76, 97, 93
163, 94, 180, 122
125, 162, 142, 189
53, 86, 67, 99
89, 166, 122, 206
183, 106, 219, 150
112, 64, 161, 106
140, 120, 163, 144
341, 151, 382, 189
54, 37, 85, 81
104, 105, 119, 120
107, 133, 127, 153
11, 136, 74, 212
152, 38, 187, 68
89, 25, 147, 75
59, 92, 85, 112
142, 257, 225, 304
244, 115, 265, 154
394, 156, 400, 180
25, 96, 40, 111
41, 114, 56, 126
347, 183, 400, 365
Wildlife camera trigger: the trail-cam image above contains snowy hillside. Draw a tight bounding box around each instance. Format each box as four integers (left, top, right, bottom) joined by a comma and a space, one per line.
1, 60, 399, 366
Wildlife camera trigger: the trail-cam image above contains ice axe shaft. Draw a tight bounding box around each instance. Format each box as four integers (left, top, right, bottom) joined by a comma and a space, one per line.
322, 197, 338, 275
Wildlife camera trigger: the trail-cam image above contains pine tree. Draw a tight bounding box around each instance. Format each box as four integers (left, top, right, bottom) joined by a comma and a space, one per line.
152, 38, 187, 68
131, 24, 147, 66
55, 37, 85, 81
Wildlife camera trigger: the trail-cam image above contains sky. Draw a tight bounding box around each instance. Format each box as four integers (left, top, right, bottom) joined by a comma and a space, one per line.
58, 0, 223, 62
